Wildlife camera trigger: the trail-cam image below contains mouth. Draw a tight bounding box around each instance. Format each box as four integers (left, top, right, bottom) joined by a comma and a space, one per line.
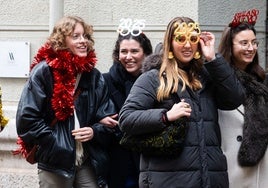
182, 51, 193, 56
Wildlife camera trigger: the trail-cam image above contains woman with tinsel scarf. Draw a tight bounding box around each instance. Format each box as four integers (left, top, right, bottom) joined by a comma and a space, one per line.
15, 16, 118, 188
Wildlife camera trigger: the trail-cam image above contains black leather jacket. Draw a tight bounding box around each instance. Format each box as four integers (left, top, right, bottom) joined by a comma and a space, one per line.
16, 61, 116, 180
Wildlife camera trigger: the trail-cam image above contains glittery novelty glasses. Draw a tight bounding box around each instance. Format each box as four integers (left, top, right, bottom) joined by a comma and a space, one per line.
174, 33, 200, 45
173, 22, 201, 45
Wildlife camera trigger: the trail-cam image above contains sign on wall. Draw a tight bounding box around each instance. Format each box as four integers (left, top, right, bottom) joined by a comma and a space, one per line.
0, 41, 30, 78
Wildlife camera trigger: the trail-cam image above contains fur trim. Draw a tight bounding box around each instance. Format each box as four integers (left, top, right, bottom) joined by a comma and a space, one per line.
236, 70, 268, 166
142, 54, 162, 73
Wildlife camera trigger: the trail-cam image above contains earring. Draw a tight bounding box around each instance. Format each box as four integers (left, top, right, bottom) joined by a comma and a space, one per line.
168, 51, 174, 59
193, 51, 200, 59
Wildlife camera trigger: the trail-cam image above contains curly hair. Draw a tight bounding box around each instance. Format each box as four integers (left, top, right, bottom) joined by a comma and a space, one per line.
48, 16, 94, 52
112, 32, 152, 62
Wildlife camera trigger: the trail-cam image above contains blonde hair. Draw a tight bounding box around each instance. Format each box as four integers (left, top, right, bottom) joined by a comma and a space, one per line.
157, 17, 202, 101
48, 16, 94, 51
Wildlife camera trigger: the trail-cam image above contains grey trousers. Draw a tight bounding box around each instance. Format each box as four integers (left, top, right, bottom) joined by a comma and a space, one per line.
38, 165, 99, 188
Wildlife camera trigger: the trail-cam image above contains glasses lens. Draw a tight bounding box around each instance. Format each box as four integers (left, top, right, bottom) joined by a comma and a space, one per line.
190, 35, 199, 44
175, 35, 187, 44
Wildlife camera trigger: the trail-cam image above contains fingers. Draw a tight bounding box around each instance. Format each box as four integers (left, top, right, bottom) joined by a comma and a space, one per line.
72, 127, 94, 142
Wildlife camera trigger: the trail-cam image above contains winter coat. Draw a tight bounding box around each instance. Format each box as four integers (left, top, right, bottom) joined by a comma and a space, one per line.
218, 70, 268, 188
16, 61, 116, 183
119, 54, 245, 188
103, 62, 140, 188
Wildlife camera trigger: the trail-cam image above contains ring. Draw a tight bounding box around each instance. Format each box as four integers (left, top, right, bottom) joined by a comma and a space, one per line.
185, 104, 190, 108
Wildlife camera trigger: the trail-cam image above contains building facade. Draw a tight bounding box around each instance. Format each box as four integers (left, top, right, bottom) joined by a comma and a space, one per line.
0, 0, 266, 187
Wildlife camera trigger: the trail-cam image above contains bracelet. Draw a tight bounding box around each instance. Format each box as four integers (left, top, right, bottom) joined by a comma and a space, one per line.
162, 111, 171, 125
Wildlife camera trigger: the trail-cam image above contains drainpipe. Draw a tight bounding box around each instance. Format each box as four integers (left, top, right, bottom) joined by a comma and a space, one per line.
49, 0, 64, 34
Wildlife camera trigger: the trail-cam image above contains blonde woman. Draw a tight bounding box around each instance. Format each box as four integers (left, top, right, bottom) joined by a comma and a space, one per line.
119, 16, 245, 187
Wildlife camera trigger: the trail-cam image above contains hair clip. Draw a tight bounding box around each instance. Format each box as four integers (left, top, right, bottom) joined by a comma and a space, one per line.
117, 18, 145, 36
229, 9, 259, 28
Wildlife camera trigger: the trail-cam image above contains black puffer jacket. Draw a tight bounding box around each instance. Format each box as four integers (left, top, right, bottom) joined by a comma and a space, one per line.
119, 54, 245, 188
16, 61, 116, 182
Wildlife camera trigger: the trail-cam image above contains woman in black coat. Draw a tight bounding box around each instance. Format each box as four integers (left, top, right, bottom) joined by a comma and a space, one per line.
119, 16, 245, 188
103, 20, 152, 188
15, 16, 118, 188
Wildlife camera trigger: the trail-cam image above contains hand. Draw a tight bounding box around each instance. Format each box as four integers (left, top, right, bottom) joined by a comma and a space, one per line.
199, 31, 216, 61
166, 99, 191, 122
99, 114, 118, 128
72, 127, 94, 142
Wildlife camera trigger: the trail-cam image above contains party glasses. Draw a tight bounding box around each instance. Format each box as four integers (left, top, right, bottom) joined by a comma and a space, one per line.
173, 22, 201, 45
174, 34, 200, 45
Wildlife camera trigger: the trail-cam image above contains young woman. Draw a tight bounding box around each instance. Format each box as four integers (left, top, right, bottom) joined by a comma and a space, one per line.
218, 9, 268, 188
15, 16, 118, 188
119, 16, 245, 187
103, 22, 152, 188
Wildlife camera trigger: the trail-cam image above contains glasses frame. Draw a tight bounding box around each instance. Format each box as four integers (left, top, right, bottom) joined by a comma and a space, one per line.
233, 40, 259, 50
173, 33, 200, 45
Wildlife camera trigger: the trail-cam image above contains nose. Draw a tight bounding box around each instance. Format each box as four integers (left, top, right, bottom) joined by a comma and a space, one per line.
184, 40, 191, 47
126, 52, 132, 59
79, 35, 86, 42
247, 43, 254, 50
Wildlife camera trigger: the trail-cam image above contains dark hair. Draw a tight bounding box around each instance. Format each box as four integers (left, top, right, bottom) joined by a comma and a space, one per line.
218, 22, 265, 81
112, 32, 152, 62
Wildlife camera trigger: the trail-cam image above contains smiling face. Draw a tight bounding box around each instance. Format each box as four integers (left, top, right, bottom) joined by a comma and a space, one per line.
65, 23, 88, 57
171, 22, 200, 65
232, 29, 258, 70
172, 35, 199, 65
119, 39, 145, 76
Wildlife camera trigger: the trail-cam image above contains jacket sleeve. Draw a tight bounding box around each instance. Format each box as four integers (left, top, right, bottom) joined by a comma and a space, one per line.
204, 53, 245, 110
119, 70, 167, 136
93, 69, 117, 121
16, 62, 54, 145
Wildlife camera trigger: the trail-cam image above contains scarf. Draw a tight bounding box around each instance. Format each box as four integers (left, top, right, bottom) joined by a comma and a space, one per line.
31, 43, 97, 121
236, 69, 268, 166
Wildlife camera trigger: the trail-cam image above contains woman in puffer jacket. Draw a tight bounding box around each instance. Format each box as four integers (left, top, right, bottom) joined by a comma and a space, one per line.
119, 16, 245, 188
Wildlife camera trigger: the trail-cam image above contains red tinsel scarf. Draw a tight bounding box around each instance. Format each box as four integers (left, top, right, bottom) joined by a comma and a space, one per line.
31, 43, 97, 121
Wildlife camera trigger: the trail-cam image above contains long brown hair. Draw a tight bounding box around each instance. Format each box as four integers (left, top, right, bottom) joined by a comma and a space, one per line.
157, 17, 203, 101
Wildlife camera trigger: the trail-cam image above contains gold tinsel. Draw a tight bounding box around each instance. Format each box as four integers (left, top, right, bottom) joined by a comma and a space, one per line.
0, 86, 9, 130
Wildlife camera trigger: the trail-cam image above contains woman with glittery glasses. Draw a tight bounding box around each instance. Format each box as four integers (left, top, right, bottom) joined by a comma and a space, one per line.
118, 16, 245, 187
218, 9, 268, 188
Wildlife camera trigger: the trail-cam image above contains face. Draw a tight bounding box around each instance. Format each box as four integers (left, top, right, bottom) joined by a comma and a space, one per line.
172, 36, 198, 65
119, 39, 145, 76
65, 23, 88, 57
232, 29, 258, 70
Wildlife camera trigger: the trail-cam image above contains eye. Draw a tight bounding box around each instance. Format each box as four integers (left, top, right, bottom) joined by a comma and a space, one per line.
190, 35, 199, 43
239, 40, 248, 46
175, 35, 186, 43
252, 40, 259, 46
72, 34, 80, 40
83, 34, 89, 40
